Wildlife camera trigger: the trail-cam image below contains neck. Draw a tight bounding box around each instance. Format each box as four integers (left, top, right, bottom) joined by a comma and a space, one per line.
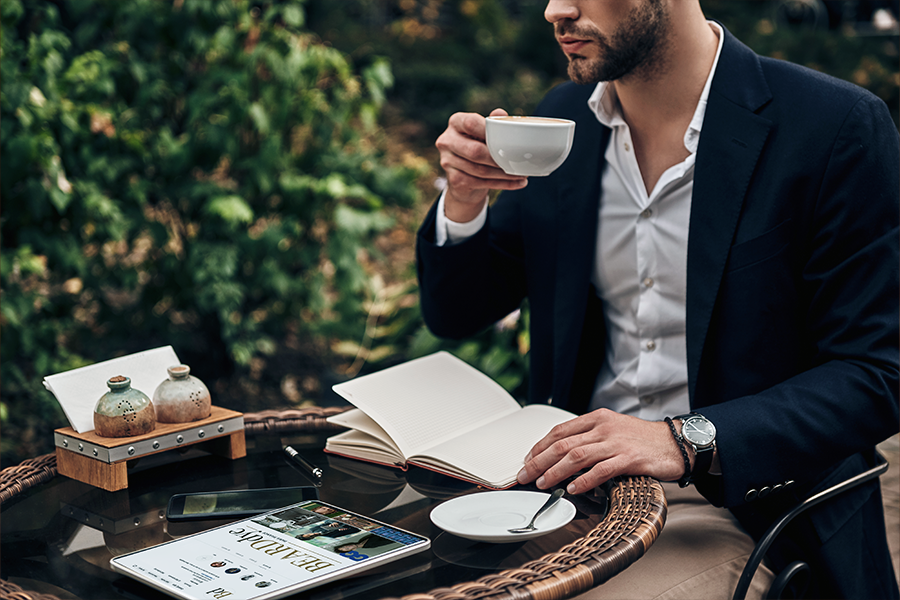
613, 11, 719, 136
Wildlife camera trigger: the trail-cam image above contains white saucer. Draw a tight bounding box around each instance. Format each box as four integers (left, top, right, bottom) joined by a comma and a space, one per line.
430, 490, 576, 543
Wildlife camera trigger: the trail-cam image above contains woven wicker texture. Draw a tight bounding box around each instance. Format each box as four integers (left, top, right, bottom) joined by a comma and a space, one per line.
242, 405, 350, 435
0, 453, 57, 506
385, 476, 666, 600
0, 406, 666, 600
0, 580, 63, 600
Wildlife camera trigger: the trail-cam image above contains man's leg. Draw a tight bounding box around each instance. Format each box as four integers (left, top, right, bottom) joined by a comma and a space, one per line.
879, 435, 899, 589
575, 482, 774, 600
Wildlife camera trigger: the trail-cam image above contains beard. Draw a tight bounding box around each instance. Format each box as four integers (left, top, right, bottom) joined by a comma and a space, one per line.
557, 0, 670, 85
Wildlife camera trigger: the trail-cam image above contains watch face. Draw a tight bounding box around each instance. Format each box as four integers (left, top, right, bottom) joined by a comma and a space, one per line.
682, 416, 716, 447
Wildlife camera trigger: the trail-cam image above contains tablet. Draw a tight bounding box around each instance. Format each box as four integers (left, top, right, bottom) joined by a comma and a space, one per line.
110, 499, 430, 600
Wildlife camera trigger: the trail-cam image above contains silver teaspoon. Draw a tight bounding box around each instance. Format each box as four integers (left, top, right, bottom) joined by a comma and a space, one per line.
508, 488, 565, 533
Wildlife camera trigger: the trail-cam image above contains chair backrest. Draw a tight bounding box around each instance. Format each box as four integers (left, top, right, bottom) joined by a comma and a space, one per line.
732, 451, 889, 600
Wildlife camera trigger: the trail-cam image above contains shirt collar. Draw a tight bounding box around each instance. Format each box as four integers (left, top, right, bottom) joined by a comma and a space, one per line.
587, 21, 724, 154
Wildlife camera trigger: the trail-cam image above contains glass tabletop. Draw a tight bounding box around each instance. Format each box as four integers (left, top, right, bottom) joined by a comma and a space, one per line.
1, 432, 614, 600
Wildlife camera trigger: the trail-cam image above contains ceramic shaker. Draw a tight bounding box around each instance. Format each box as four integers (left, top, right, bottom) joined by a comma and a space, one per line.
93, 375, 157, 437
152, 364, 212, 423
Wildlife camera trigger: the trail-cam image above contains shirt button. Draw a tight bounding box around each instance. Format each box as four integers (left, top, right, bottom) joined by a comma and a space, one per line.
640, 208, 652, 219
643, 277, 654, 288
624, 142, 631, 152
645, 340, 656, 351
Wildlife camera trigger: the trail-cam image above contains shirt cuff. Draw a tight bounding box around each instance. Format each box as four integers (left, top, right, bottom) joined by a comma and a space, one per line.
435, 189, 488, 246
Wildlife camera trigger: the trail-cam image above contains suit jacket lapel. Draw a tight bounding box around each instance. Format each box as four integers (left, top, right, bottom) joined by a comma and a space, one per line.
687, 28, 773, 404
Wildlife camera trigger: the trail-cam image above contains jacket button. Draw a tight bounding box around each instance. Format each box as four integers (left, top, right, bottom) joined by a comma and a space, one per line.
745, 489, 758, 502
758, 486, 772, 499
772, 483, 783, 494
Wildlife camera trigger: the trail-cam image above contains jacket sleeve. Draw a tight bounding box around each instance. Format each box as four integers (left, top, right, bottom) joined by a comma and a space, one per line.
416, 189, 529, 340
697, 92, 900, 509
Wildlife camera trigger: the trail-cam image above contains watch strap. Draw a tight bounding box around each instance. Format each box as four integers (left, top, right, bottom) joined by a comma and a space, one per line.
692, 443, 713, 479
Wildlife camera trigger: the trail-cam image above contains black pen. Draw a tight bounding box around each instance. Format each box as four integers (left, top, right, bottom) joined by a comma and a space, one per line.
283, 445, 323, 479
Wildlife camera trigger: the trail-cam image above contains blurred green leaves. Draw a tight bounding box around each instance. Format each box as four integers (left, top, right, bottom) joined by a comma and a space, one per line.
205, 196, 255, 228
0, 0, 423, 465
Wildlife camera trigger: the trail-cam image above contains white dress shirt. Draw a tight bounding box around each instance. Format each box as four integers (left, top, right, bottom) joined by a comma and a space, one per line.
436, 23, 724, 422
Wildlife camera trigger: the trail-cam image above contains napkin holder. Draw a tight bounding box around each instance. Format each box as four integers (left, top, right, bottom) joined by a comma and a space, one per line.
54, 406, 246, 492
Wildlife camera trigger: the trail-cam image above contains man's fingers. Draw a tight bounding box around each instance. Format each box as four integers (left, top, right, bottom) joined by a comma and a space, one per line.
446, 172, 528, 194
517, 410, 632, 491
525, 413, 603, 463
448, 111, 494, 143
439, 144, 527, 204
519, 432, 599, 488
437, 124, 500, 169
566, 458, 624, 494
437, 109, 529, 203
442, 157, 527, 189
444, 110, 511, 168
522, 440, 625, 493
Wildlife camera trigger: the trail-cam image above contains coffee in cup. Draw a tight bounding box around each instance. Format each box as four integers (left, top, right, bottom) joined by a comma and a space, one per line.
485, 116, 576, 177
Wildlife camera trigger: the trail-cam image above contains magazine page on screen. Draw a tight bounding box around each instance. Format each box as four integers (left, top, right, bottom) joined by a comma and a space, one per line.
111, 500, 425, 599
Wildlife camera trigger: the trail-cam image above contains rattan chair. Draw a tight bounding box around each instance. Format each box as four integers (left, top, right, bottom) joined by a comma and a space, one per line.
0, 406, 667, 600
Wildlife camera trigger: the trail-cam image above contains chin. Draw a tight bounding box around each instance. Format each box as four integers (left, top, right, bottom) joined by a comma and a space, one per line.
568, 60, 598, 86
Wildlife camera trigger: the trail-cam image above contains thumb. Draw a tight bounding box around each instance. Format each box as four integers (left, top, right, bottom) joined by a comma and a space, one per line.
489, 107, 510, 117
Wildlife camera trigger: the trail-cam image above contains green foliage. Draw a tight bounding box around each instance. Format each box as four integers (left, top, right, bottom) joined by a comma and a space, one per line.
306, 0, 566, 138
704, 0, 900, 127
0, 0, 424, 466
307, 0, 899, 140
330, 279, 530, 401
408, 305, 530, 398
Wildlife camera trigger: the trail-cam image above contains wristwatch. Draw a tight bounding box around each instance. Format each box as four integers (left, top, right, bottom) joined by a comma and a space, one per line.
675, 412, 716, 485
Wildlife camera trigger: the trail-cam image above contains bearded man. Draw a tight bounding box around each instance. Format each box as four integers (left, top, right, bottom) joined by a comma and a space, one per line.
416, 1, 899, 598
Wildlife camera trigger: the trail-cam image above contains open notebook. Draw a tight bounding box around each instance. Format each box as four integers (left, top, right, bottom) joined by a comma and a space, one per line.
325, 352, 575, 489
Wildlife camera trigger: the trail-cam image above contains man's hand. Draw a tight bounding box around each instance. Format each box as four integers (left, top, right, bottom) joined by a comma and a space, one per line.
516, 409, 691, 494
435, 107, 528, 223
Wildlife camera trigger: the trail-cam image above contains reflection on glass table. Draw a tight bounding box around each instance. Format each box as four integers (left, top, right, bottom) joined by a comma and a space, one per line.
1, 426, 664, 600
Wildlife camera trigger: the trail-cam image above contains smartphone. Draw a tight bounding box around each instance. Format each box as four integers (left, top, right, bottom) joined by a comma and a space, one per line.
166, 486, 319, 522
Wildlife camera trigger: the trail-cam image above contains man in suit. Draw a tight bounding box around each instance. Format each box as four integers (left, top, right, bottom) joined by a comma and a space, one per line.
416, 0, 899, 598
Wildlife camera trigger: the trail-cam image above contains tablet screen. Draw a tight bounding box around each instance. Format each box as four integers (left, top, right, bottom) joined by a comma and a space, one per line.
110, 500, 430, 600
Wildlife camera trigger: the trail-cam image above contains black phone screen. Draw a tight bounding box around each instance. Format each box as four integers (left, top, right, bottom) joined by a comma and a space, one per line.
166, 486, 319, 521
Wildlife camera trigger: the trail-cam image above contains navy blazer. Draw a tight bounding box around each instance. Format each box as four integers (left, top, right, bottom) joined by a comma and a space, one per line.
418, 26, 899, 598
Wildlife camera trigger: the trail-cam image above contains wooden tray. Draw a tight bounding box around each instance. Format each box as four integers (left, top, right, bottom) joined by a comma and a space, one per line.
54, 406, 245, 491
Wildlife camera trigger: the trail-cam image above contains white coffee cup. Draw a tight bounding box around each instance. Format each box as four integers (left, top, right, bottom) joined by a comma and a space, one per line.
485, 116, 576, 177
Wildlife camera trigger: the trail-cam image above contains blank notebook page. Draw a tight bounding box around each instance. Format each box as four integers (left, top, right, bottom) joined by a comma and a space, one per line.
331, 352, 521, 459
418, 404, 574, 485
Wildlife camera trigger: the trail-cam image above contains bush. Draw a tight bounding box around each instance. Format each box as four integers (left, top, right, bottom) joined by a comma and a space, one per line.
0, 0, 423, 466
